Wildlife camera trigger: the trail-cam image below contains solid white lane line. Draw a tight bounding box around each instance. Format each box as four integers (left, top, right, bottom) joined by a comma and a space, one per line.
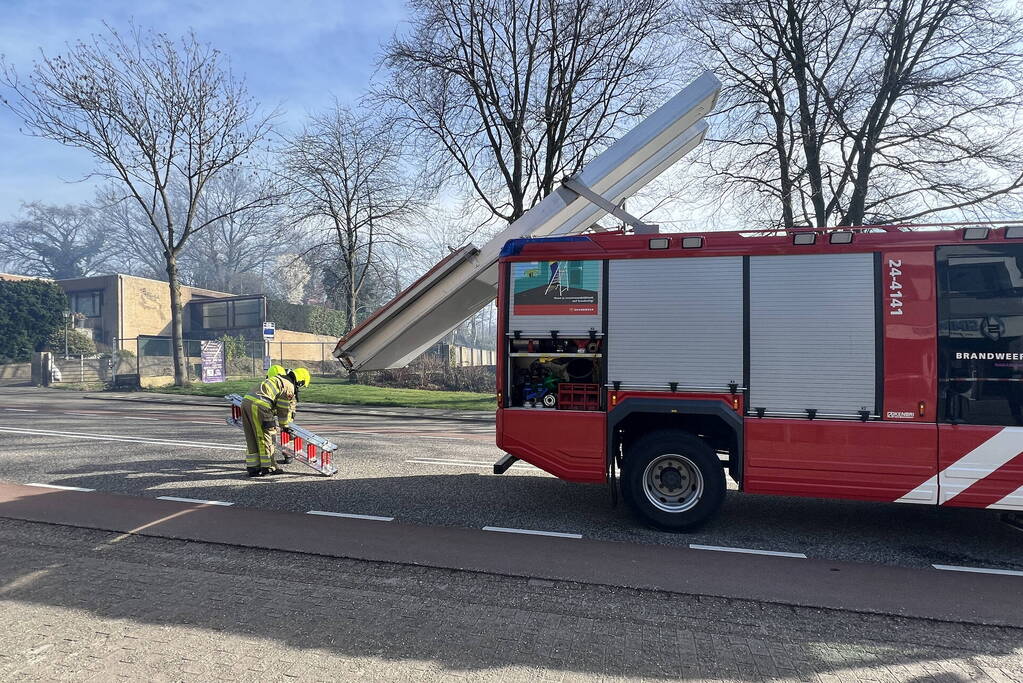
689, 544, 807, 559
306, 510, 394, 522
120, 416, 158, 421
26, 483, 95, 492
483, 526, 582, 539
0, 426, 243, 451
406, 459, 493, 468
4, 408, 37, 412
156, 496, 233, 506
932, 564, 1023, 577
64, 411, 100, 416
406, 458, 534, 469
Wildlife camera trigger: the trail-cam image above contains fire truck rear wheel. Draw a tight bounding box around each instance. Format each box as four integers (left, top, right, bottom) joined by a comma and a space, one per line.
621, 429, 725, 532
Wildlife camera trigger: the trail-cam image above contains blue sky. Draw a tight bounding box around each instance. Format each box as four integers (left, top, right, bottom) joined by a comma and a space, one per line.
0, 0, 408, 218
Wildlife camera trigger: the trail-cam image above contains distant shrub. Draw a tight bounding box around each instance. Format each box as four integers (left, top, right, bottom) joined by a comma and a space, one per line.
47, 328, 97, 356
267, 299, 346, 337
0, 279, 68, 362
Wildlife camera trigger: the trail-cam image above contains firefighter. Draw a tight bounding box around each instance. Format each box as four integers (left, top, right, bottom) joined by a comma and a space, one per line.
240, 367, 312, 477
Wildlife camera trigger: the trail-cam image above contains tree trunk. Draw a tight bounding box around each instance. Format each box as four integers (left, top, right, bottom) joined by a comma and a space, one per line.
344, 250, 357, 335
166, 252, 187, 386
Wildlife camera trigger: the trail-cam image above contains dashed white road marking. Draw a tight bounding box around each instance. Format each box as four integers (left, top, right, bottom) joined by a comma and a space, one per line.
120, 416, 158, 421
689, 544, 807, 559
307, 510, 394, 522
0, 426, 242, 451
26, 483, 95, 492
4, 408, 37, 412
483, 526, 582, 539
156, 496, 234, 506
932, 564, 1023, 577
189, 421, 224, 425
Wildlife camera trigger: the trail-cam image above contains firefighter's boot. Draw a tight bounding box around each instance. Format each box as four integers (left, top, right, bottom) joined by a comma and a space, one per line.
247, 467, 264, 477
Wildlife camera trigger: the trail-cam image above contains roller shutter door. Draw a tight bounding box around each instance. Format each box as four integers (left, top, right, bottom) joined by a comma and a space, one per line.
748, 253, 877, 416
608, 257, 743, 389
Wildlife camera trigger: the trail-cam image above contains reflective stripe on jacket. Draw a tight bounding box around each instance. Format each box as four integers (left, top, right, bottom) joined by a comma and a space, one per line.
243, 375, 297, 426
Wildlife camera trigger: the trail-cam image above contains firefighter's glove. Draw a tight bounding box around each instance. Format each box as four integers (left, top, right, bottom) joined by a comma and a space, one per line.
262, 420, 277, 430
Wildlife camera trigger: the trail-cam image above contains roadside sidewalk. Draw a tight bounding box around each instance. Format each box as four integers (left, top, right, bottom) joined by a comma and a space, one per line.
2, 517, 1021, 682
83, 390, 496, 423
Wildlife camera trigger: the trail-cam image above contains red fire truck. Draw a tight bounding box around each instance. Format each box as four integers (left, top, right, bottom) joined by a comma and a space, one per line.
489, 223, 1023, 530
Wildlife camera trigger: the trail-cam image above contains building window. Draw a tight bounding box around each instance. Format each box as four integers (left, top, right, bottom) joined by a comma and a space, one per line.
202, 301, 229, 329
70, 291, 102, 318
233, 298, 261, 328
195, 297, 264, 330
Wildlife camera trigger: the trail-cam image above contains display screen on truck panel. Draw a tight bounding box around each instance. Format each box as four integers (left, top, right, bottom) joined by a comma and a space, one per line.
512, 260, 601, 315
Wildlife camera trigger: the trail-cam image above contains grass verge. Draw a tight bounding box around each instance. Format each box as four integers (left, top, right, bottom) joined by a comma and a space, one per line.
146, 377, 496, 412
51, 381, 107, 391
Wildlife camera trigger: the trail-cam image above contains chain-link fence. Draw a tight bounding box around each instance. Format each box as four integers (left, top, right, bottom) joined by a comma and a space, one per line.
21, 337, 497, 391
111, 337, 341, 386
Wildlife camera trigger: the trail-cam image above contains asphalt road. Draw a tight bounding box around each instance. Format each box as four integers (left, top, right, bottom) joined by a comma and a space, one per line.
0, 386, 1020, 572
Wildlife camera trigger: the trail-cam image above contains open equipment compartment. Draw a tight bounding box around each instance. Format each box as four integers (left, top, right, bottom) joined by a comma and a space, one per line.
504, 258, 606, 410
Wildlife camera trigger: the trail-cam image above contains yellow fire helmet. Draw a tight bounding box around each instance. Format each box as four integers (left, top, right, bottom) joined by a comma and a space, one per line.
290, 367, 311, 387
266, 364, 286, 379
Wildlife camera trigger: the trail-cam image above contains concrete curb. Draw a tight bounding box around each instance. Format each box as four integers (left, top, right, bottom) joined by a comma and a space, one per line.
82, 392, 496, 424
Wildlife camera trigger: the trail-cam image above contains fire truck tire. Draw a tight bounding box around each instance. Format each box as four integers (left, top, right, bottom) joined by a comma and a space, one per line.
621, 429, 725, 532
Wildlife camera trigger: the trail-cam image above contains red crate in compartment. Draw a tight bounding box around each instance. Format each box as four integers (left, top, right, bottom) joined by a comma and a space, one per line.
557, 383, 600, 411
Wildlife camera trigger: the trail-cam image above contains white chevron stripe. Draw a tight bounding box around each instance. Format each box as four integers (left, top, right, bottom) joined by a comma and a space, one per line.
988, 484, 1023, 511
938, 427, 1023, 504
896, 427, 1023, 506
895, 474, 937, 504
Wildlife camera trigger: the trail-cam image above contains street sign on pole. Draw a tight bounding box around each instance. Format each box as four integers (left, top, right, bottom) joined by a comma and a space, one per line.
262, 322, 275, 340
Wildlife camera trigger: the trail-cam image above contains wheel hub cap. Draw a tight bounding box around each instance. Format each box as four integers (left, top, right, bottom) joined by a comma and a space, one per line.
642, 454, 705, 513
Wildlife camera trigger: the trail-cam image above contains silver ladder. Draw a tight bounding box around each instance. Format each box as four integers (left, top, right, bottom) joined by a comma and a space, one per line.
225, 394, 339, 476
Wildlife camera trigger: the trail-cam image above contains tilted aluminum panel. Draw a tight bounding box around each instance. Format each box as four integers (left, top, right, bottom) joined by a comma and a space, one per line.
749, 253, 876, 416
608, 257, 743, 389
333, 72, 721, 371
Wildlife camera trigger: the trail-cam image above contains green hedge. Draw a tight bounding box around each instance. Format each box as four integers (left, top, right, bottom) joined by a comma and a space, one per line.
0, 279, 67, 362
47, 328, 97, 356
266, 299, 346, 337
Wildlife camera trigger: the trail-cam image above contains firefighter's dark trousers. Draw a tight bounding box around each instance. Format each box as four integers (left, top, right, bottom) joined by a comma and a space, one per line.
241, 397, 276, 470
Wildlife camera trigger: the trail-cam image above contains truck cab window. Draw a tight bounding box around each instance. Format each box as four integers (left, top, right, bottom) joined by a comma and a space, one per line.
937, 244, 1023, 425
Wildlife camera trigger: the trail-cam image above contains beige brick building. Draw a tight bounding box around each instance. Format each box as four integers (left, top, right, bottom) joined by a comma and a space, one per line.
1, 272, 338, 365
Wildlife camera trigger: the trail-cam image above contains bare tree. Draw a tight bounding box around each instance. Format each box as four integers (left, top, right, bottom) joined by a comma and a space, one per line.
284, 103, 426, 333
685, 0, 1023, 228
264, 253, 312, 305
95, 185, 176, 280
378, 0, 678, 224
183, 166, 285, 293
1, 25, 277, 384
0, 202, 110, 278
